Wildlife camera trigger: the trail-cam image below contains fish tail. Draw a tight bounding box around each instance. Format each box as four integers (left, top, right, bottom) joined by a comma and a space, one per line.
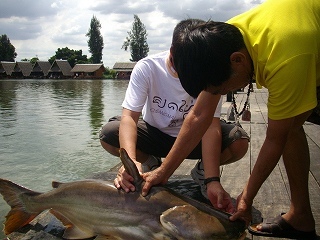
0, 178, 41, 235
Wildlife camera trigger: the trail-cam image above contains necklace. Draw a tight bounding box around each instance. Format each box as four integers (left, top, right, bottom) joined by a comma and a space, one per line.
232, 59, 254, 123
230, 80, 252, 139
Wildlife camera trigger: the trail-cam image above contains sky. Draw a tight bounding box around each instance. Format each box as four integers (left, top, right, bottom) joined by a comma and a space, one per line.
0, 0, 264, 68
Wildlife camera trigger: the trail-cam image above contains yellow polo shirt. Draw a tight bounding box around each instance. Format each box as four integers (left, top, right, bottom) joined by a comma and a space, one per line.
228, 0, 320, 120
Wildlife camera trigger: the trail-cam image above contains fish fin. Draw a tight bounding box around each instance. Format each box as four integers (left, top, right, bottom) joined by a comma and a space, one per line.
5, 210, 38, 235
52, 181, 65, 188
63, 225, 96, 239
119, 148, 144, 189
49, 209, 73, 227
0, 178, 41, 235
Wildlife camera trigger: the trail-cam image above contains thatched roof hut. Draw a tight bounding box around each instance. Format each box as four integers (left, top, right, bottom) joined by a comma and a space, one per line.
0, 61, 15, 78
12, 62, 33, 78
31, 61, 51, 78
48, 60, 72, 78
71, 64, 105, 79
112, 62, 136, 79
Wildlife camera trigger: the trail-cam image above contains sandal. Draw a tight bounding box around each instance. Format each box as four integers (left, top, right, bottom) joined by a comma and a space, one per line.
248, 214, 318, 239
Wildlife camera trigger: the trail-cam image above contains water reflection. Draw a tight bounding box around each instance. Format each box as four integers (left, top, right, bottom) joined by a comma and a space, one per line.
89, 80, 104, 136
0, 81, 17, 129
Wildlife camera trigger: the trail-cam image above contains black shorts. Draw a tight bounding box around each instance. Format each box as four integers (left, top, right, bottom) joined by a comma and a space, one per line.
99, 116, 249, 159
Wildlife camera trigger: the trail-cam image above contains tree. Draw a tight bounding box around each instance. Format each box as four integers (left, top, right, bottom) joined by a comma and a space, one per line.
122, 15, 149, 62
49, 47, 88, 67
86, 15, 104, 64
0, 34, 17, 62
30, 57, 39, 65
21, 56, 39, 64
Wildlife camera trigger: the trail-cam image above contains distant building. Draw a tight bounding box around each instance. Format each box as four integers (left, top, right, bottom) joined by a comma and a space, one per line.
112, 62, 136, 79
0, 61, 15, 78
48, 60, 72, 79
11, 62, 33, 78
31, 61, 51, 78
71, 64, 105, 79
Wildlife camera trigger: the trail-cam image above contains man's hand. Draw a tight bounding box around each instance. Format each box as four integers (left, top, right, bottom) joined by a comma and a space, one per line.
114, 165, 135, 192
229, 192, 252, 226
207, 182, 235, 214
141, 166, 168, 196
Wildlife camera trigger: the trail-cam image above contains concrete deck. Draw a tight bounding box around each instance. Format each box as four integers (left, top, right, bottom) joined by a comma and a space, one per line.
216, 85, 320, 239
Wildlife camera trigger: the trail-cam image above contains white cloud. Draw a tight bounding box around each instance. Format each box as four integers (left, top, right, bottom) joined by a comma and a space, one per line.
0, 0, 264, 68
0, 0, 58, 18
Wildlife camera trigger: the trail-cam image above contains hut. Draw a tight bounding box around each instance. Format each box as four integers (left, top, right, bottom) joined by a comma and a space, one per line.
48, 60, 72, 79
11, 62, 33, 78
0, 61, 15, 78
71, 64, 105, 79
112, 62, 136, 79
31, 61, 51, 79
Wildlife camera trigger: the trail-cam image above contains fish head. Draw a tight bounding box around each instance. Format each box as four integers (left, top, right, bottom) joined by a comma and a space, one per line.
160, 205, 226, 240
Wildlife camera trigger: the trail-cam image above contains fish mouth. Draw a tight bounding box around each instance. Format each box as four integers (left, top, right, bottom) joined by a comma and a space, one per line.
160, 208, 180, 237
160, 205, 228, 239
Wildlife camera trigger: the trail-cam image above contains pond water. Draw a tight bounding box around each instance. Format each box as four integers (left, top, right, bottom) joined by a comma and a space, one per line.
0, 79, 129, 238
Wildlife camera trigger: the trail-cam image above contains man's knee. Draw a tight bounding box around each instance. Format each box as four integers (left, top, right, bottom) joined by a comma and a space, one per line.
222, 138, 249, 165
100, 140, 120, 157
230, 138, 249, 160
99, 119, 120, 156
99, 120, 119, 139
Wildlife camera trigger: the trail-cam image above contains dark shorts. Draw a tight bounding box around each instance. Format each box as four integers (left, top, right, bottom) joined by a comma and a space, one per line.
99, 116, 250, 159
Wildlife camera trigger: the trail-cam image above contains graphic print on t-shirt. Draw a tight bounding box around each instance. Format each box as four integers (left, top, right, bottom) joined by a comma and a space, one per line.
151, 96, 195, 127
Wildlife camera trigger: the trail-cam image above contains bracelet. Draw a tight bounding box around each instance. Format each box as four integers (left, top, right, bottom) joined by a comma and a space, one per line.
204, 177, 220, 185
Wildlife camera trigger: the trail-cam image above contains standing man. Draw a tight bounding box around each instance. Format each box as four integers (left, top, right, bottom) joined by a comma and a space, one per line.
142, 0, 319, 239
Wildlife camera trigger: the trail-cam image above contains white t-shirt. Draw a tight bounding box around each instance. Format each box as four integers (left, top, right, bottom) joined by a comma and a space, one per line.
122, 51, 222, 137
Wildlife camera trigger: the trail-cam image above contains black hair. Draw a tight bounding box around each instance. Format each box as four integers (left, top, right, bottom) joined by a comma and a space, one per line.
171, 20, 245, 97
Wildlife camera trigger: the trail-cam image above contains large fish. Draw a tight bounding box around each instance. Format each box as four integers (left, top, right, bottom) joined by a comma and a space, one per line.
0, 148, 246, 239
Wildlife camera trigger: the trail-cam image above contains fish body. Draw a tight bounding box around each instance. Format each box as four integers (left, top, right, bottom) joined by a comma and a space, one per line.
0, 148, 246, 239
